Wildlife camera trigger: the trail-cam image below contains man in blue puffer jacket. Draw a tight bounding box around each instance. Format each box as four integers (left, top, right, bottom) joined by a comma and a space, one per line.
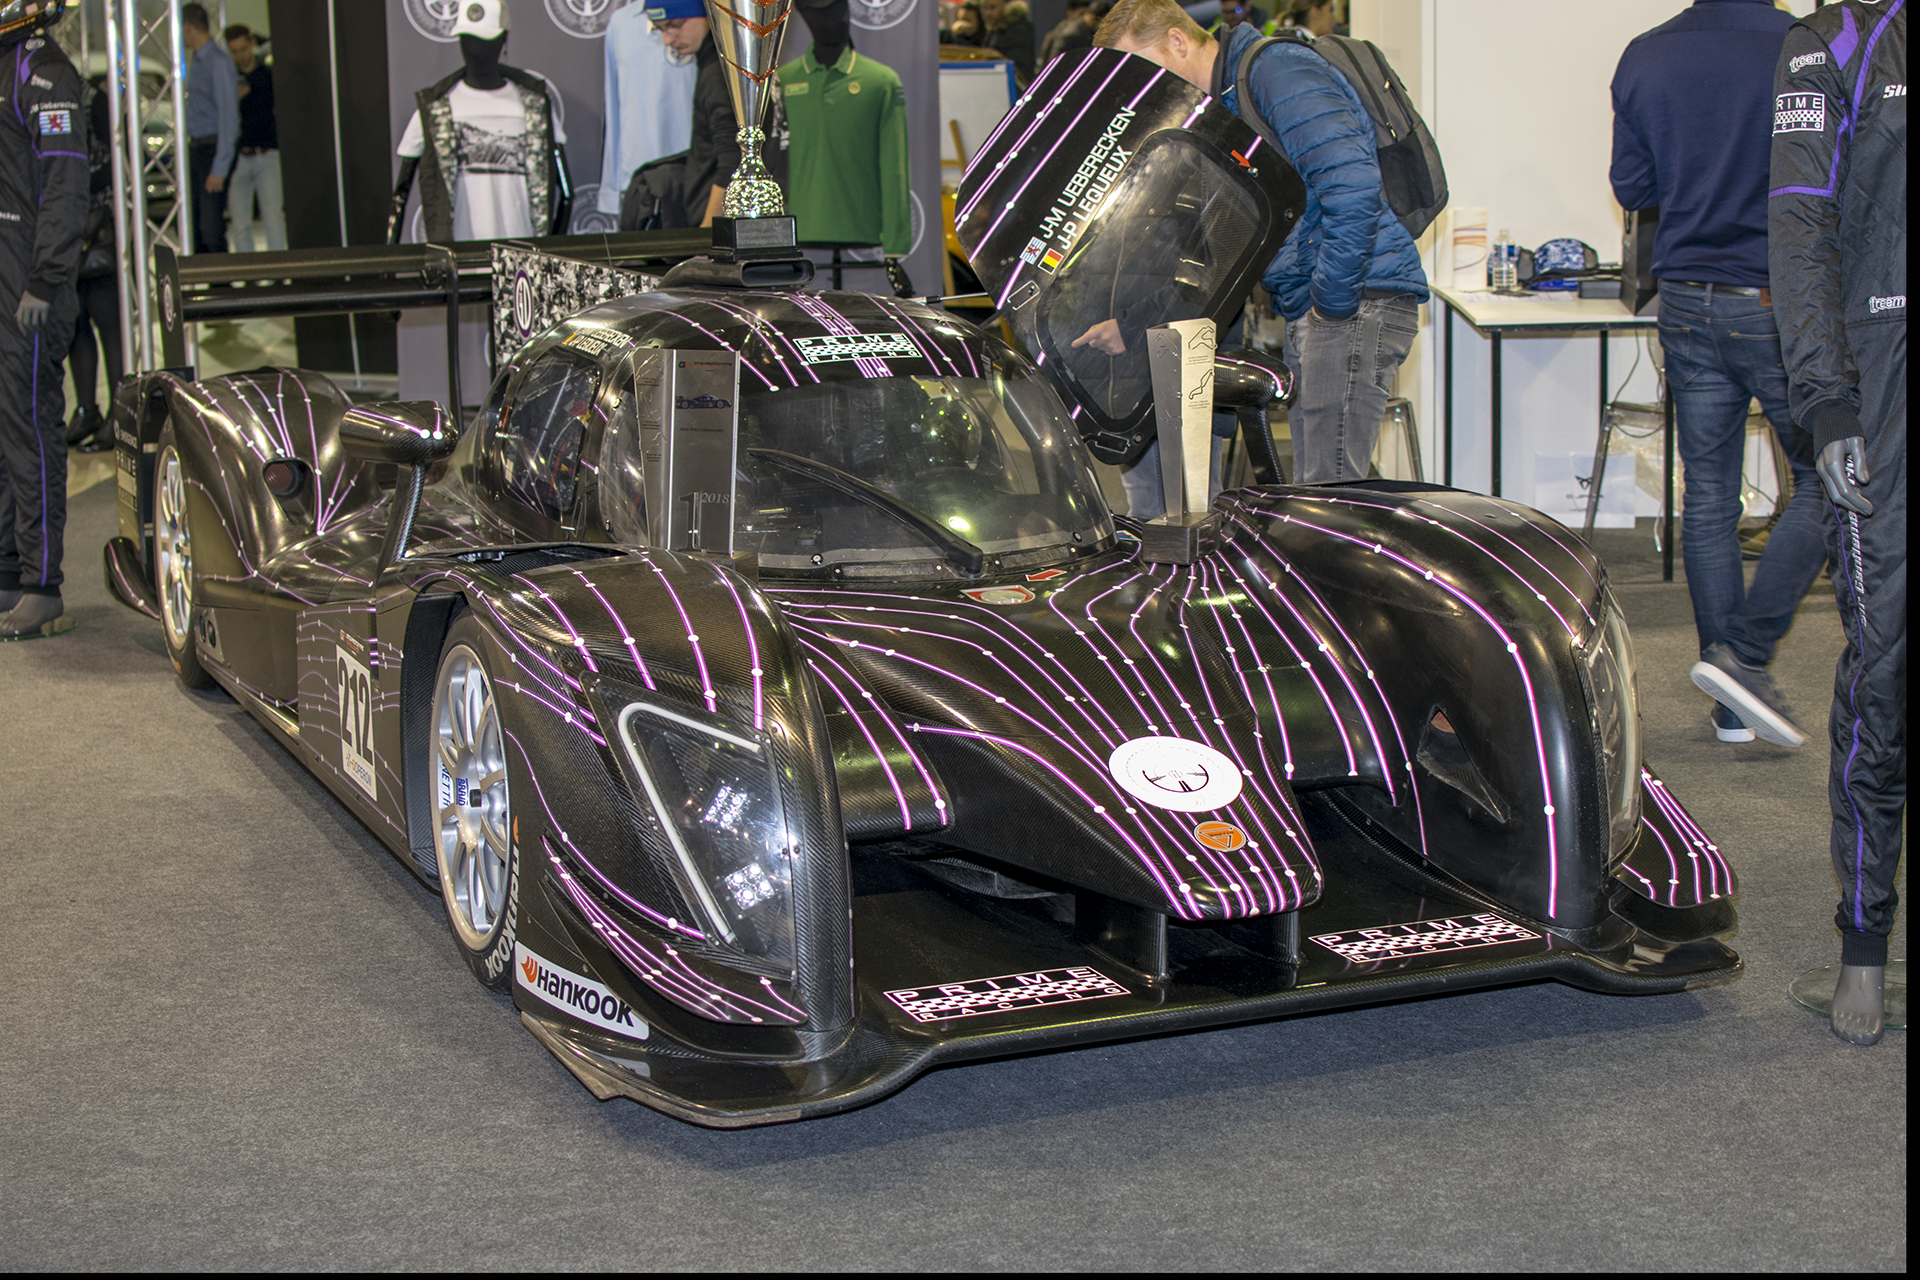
1089, 0, 1427, 482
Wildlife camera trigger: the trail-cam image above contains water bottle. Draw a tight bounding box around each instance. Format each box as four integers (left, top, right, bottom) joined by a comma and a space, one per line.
1490, 229, 1518, 292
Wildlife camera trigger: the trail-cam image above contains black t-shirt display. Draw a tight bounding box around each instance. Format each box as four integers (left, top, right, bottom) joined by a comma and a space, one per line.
238, 62, 276, 150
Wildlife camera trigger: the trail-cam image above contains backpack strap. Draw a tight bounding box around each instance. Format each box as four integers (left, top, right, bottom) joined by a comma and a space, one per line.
1232, 34, 1294, 165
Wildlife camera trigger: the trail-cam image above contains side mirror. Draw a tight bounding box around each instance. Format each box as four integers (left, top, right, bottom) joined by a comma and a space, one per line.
340, 401, 459, 467
339, 402, 459, 574
1213, 349, 1295, 409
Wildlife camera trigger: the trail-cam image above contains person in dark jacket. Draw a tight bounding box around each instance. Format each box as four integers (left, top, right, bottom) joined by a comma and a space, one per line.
0, 7, 89, 639
681, 3, 791, 227
1766, 0, 1905, 1047
1090, 0, 1427, 486
980, 0, 1036, 84
1611, 0, 1828, 751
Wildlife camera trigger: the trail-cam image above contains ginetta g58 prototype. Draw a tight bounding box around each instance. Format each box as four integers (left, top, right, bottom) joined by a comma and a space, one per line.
101, 51, 1739, 1128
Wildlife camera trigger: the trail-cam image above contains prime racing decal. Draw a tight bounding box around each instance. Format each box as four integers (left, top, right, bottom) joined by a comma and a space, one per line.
1310, 914, 1542, 964
1774, 92, 1825, 133
795, 332, 920, 364
885, 966, 1130, 1022
336, 643, 377, 800
1107, 736, 1244, 813
515, 943, 650, 1038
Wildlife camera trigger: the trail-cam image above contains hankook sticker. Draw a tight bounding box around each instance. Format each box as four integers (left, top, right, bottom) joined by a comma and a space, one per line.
794, 332, 919, 363
1310, 913, 1542, 963
1107, 736, 1243, 813
336, 644, 377, 800
516, 943, 649, 1038
885, 966, 1130, 1022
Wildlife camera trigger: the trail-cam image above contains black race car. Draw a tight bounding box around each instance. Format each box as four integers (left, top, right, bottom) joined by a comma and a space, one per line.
102, 278, 1738, 1126
100, 49, 1737, 1126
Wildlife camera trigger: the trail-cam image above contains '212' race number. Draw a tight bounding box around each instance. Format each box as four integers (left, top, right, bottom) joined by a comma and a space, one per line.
336, 644, 378, 800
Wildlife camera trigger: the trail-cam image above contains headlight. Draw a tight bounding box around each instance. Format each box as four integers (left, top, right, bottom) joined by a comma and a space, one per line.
1581, 596, 1642, 864
616, 701, 797, 974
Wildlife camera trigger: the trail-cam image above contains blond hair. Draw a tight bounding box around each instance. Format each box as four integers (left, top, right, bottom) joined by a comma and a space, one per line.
1093, 0, 1208, 50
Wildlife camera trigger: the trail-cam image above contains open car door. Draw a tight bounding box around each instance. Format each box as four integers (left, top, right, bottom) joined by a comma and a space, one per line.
953, 46, 1305, 464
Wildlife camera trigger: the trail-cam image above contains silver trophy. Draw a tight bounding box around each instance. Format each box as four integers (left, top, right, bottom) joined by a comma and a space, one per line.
705, 0, 795, 224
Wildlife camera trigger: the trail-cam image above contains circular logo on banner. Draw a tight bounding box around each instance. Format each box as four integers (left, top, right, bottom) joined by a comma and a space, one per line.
404, 0, 465, 41
1106, 737, 1243, 813
512, 270, 537, 335
568, 184, 619, 233
545, 0, 621, 38
908, 188, 926, 256
852, 0, 917, 30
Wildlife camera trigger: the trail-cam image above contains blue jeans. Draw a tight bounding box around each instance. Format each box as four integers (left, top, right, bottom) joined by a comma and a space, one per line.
1658, 281, 1829, 663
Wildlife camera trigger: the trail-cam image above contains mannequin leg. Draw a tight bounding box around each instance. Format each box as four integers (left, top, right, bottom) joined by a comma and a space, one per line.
1821, 338, 1906, 1047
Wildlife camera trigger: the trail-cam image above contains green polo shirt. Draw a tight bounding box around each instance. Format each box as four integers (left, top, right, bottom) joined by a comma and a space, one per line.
776, 46, 912, 256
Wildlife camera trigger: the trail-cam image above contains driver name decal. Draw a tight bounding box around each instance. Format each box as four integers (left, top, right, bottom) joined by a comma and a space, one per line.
336, 644, 377, 800
1106, 736, 1243, 813
1310, 914, 1542, 963
1029, 107, 1137, 259
885, 966, 1130, 1022
515, 943, 650, 1038
795, 332, 920, 364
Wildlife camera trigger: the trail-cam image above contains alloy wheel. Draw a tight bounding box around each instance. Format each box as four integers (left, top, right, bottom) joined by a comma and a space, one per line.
155, 447, 194, 652
433, 644, 513, 949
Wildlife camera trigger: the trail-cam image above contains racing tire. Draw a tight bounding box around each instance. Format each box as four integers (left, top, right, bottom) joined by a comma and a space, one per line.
429, 611, 521, 990
152, 426, 217, 690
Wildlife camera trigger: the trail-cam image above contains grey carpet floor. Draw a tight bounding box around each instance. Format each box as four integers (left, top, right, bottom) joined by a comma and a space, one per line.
1, 481, 1904, 1271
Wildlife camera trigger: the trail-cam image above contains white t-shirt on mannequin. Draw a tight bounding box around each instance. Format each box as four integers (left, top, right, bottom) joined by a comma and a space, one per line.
397, 79, 568, 240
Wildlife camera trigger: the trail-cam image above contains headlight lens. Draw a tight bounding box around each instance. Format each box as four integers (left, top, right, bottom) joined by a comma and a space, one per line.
617, 702, 796, 974
1582, 596, 1642, 863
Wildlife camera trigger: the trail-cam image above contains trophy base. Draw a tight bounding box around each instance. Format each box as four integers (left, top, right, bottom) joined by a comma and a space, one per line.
712, 216, 803, 263
1136, 512, 1220, 565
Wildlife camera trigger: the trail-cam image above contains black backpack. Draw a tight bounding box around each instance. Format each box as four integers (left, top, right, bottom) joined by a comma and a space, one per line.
1233, 31, 1448, 238
619, 150, 690, 233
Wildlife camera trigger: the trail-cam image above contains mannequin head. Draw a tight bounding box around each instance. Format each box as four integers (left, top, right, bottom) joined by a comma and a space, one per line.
459, 34, 509, 90
797, 0, 850, 64
0, 0, 68, 48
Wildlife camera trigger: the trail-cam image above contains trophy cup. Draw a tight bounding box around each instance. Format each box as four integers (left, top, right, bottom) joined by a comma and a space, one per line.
704, 0, 801, 262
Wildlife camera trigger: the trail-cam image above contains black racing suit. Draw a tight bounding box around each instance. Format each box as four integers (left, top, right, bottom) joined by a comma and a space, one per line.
1767, 0, 1906, 969
0, 35, 88, 596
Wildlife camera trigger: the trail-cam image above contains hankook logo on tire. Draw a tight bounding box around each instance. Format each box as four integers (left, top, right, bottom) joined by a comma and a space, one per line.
852, 0, 917, 30
545, 0, 619, 38
403, 0, 464, 41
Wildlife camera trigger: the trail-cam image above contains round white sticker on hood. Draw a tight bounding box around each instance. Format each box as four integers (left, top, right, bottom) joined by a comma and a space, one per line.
1106, 737, 1243, 813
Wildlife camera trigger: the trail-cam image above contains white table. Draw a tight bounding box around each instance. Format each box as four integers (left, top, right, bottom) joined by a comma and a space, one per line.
1432, 284, 1673, 577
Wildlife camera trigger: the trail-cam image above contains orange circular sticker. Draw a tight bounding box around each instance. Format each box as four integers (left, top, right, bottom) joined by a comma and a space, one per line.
1193, 820, 1247, 851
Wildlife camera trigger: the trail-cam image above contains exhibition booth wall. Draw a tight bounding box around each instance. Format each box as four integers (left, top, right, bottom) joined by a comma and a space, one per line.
1352, 0, 1817, 514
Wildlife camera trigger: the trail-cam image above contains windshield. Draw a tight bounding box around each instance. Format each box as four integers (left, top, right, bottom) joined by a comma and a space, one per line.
733, 363, 1112, 576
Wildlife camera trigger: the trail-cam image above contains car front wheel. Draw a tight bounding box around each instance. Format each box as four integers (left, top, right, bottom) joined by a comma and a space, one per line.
430, 612, 520, 989
153, 430, 216, 689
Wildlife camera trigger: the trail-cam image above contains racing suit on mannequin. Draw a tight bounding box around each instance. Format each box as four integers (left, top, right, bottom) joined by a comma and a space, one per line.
0, 31, 88, 637
1767, 0, 1905, 1044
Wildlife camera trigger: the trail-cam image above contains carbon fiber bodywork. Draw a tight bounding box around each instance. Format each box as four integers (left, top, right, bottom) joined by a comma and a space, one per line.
103, 287, 1739, 1127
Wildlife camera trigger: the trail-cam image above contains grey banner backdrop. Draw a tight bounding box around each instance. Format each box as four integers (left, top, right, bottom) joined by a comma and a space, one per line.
386, 0, 941, 405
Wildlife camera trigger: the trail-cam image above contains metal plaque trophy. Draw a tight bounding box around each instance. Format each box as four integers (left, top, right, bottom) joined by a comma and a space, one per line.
1139, 317, 1220, 564
705, 0, 800, 261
